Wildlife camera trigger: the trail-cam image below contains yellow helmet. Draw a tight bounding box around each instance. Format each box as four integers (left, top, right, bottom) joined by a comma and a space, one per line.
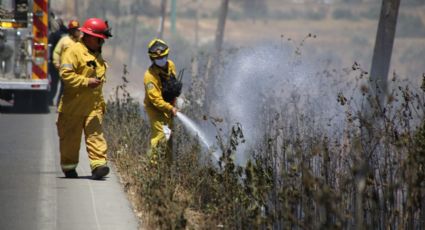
148, 38, 169, 59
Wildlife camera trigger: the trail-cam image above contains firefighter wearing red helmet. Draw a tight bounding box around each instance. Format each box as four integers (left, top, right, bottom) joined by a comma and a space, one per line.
79, 18, 112, 39
57, 18, 112, 179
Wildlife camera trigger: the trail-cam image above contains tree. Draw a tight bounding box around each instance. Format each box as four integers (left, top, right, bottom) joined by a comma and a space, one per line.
214, 0, 229, 56
194, 0, 201, 48
128, 0, 141, 69
204, 0, 230, 112
111, 0, 120, 56
158, 0, 167, 39
74, 0, 79, 18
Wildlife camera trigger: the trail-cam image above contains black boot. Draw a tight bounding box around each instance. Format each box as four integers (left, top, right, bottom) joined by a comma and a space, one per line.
64, 169, 78, 178
91, 165, 110, 180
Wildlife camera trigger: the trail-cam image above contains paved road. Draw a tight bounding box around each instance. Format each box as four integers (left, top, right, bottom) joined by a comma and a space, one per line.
0, 108, 139, 230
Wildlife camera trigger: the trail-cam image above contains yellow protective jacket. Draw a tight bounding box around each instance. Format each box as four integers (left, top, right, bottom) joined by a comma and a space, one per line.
53, 35, 78, 68
143, 60, 176, 114
58, 41, 107, 116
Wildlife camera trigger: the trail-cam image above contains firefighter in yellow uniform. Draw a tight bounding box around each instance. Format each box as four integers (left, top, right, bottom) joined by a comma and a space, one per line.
52, 19, 80, 106
57, 18, 112, 179
143, 39, 181, 163
53, 20, 81, 69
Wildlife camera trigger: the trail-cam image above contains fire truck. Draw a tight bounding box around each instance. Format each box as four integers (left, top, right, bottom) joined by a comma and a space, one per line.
0, 0, 50, 112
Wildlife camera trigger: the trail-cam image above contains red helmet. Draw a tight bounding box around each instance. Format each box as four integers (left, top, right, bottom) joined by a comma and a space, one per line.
67, 20, 80, 29
79, 18, 112, 39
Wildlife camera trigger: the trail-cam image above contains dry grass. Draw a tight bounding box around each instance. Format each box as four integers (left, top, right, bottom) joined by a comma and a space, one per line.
87, 1, 425, 228
105, 52, 425, 229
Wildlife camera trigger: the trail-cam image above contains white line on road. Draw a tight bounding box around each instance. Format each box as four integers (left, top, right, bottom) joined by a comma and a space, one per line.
37, 115, 58, 230
82, 167, 102, 230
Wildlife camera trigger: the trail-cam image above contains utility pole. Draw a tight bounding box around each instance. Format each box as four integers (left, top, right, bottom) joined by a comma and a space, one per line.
158, 0, 167, 39
370, 0, 401, 104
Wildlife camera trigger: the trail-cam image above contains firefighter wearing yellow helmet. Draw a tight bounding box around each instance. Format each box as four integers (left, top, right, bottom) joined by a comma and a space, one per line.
57, 18, 112, 179
143, 38, 181, 163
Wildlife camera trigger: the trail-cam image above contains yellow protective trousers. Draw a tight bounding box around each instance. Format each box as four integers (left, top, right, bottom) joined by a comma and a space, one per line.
57, 112, 107, 172
145, 105, 173, 162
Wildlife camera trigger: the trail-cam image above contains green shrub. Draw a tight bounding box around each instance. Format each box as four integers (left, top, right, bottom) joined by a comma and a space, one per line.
305, 8, 327, 21
228, 8, 244, 21
177, 8, 197, 19
270, 10, 298, 20
360, 6, 380, 20
332, 8, 360, 21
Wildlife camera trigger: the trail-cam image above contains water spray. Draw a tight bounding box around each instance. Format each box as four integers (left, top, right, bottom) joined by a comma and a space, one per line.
176, 112, 210, 148
175, 112, 220, 161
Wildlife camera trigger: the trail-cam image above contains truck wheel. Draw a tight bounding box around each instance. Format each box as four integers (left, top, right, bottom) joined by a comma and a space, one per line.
31, 91, 49, 113
12, 91, 31, 113
13, 91, 49, 113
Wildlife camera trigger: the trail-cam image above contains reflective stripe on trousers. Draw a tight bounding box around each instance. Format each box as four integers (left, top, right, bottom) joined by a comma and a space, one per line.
61, 163, 78, 171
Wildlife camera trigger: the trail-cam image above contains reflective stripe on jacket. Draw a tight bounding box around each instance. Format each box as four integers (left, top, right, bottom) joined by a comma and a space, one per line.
58, 41, 107, 116
143, 60, 176, 113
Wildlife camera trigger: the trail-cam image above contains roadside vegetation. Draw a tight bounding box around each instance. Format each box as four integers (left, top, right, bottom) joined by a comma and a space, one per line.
104, 42, 425, 228
89, 1, 425, 229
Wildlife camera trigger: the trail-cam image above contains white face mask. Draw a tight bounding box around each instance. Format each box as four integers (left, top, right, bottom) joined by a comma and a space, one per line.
154, 57, 167, 67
